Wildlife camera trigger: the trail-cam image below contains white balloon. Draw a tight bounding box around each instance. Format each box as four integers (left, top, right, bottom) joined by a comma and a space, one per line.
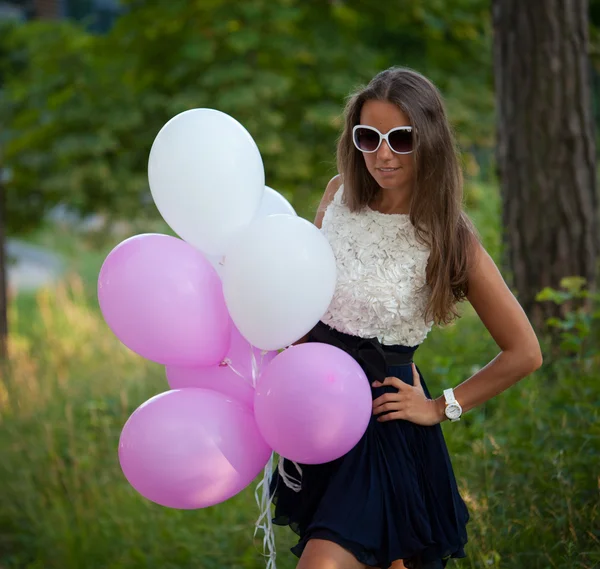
255, 186, 297, 218
206, 187, 294, 276
148, 109, 265, 255
222, 214, 337, 351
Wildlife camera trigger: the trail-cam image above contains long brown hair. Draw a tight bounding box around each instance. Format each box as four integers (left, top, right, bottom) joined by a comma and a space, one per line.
337, 67, 478, 325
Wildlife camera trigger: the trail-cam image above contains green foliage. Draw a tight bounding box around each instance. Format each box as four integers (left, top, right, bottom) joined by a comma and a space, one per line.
536, 277, 600, 365
339, 0, 495, 149
0, 19, 156, 232
0, 0, 495, 233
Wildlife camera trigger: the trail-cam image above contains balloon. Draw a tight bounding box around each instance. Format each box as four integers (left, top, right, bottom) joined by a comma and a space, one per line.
119, 389, 272, 509
148, 109, 265, 255
166, 325, 277, 409
205, 186, 296, 273
98, 234, 230, 366
255, 186, 297, 218
254, 343, 371, 464
222, 214, 336, 351
205, 253, 226, 277
166, 365, 255, 409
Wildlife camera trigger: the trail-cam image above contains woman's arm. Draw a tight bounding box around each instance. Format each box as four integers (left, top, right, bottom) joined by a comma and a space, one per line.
373, 240, 543, 425
430, 241, 543, 422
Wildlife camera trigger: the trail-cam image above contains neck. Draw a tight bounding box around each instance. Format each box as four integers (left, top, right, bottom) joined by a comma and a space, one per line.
371, 187, 412, 215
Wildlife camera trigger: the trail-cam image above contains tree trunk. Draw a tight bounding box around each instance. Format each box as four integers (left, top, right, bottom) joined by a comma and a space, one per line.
492, 0, 598, 329
0, 173, 7, 360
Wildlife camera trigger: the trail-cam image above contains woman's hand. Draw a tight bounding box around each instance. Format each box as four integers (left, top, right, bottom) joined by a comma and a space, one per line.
372, 363, 443, 426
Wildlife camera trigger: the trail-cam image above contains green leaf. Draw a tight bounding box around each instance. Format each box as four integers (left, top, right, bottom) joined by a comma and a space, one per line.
536, 287, 567, 304
559, 276, 588, 294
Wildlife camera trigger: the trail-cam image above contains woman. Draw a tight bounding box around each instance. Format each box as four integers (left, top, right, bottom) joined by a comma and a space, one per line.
270, 67, 542, 569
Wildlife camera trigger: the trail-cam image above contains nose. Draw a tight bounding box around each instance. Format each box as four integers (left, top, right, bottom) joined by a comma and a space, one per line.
377, 139, 393, 160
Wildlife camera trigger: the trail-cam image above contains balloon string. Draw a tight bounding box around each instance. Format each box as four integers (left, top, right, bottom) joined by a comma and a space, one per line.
254, 452, 277, 569
221, 357, 248, 381
259, 349, 268, 367
277, 455, 303, 493
250, 352, 289, 569
250, 349, 259, 389
225, 347, 280, 568
223, 348, 269, 389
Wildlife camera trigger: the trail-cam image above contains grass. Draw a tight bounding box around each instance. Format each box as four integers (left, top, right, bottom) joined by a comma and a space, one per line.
1, 182, 598, 568
1, 280, 280, 569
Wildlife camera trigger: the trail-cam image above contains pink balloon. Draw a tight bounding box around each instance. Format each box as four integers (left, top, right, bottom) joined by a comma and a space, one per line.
166, 365, 255, 409
98, 234, 230, 366
254, 343, 372, 464
166, 325, 277, 408
118, 389, 272, 509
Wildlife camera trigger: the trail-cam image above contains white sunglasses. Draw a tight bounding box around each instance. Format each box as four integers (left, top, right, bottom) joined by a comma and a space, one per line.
352, 124, 414, 155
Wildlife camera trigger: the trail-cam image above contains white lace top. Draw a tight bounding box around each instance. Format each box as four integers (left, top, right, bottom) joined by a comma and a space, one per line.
320, 185, 434, 346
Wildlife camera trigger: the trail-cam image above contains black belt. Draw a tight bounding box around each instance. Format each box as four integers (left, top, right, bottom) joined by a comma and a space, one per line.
309, 321, 416, 383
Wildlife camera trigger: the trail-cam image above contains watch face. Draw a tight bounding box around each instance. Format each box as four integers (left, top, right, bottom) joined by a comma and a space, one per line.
445, 403, 462, 420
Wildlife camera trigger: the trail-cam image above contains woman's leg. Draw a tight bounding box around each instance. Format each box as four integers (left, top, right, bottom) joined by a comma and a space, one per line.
296, 538, 368, 569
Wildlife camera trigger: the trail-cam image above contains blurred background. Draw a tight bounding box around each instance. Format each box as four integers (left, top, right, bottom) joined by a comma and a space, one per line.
0, 1, 598, 568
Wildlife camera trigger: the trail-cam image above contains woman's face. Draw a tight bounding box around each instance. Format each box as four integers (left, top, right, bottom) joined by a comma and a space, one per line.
358, 99, 415, 195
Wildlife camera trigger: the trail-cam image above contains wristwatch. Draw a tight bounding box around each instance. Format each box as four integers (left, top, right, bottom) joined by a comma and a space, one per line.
443, 388, 462, 422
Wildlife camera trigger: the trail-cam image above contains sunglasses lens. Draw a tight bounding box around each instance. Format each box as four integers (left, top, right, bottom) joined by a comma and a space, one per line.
354, 128, 380, 152
389, 129, 413, 153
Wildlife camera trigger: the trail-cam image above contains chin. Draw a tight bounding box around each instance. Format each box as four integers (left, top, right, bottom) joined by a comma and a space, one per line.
375, 176, 408, 191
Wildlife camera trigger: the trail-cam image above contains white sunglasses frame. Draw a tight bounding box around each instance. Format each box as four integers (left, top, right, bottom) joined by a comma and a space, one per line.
352, 124, 415, 155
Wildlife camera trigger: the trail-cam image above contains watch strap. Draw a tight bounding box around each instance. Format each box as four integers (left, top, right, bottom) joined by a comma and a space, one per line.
443, 388, 457, 405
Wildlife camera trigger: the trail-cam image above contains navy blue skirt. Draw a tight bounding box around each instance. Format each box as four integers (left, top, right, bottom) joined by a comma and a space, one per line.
270, 322, 469, 569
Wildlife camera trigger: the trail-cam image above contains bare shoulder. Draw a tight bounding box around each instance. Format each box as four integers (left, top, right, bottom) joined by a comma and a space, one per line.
466, 239, 508, 295
466, 240, 511, 310
314, 174, 342, 228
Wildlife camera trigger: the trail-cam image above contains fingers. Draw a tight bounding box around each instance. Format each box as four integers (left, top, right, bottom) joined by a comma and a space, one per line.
371, 375, 406, 389
371, 369, 424, 421
372, 392, 400, 415
377, 410, 405, 422
373, 399, 400, 414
